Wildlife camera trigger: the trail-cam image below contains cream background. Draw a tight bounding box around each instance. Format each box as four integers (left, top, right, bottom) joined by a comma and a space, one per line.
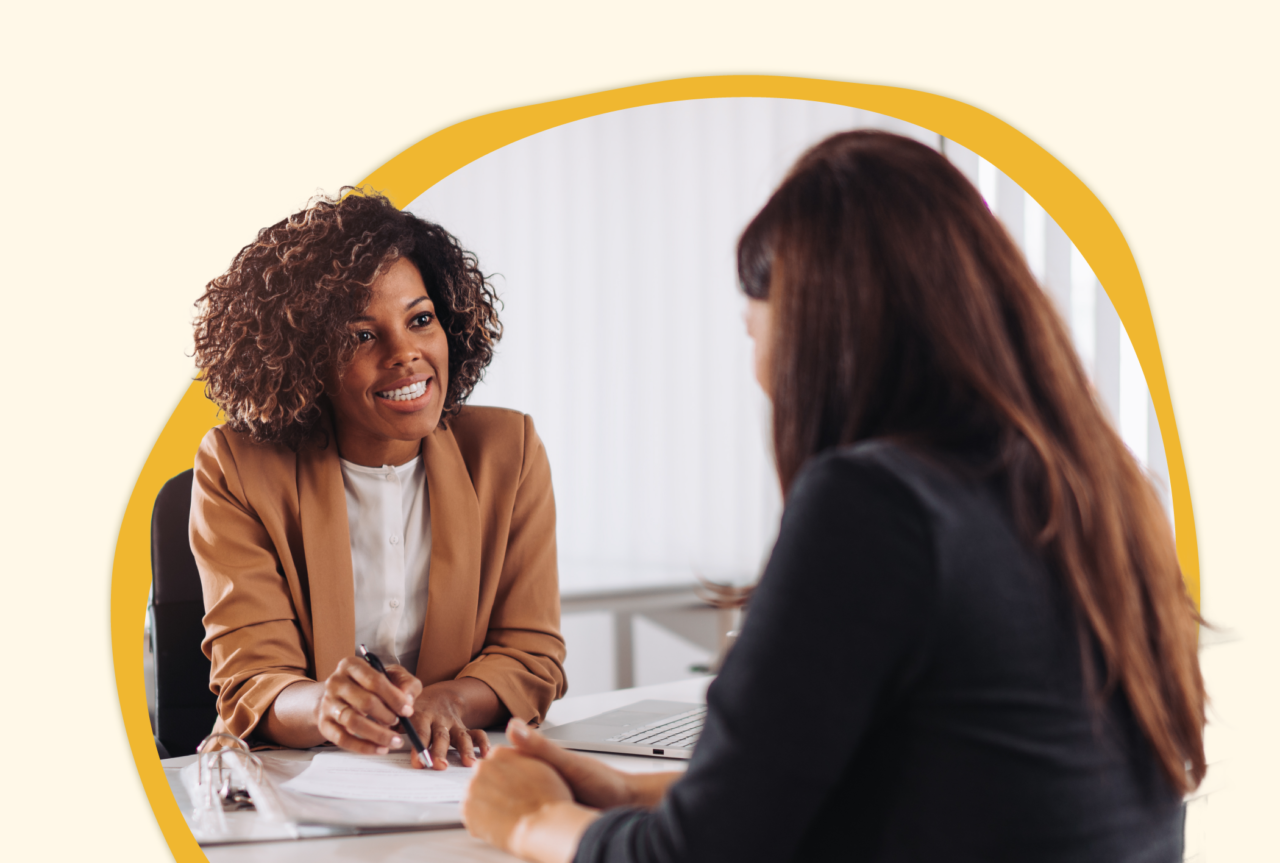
1, 1, 1276, 860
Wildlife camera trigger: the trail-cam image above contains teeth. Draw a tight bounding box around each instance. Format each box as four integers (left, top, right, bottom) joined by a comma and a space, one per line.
377, 381, 427, 401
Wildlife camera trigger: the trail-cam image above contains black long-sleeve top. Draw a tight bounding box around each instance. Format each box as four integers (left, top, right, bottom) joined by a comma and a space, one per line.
575, 442, 1183, 863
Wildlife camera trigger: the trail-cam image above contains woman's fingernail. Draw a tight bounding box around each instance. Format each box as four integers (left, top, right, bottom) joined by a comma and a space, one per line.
402, 704, 414, 716
510, 720, 528, 740
377, 747, 389, 755
391, 736, 402, 748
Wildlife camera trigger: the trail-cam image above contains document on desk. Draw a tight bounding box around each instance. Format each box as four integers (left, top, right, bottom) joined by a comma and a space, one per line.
281, 752, 476, 803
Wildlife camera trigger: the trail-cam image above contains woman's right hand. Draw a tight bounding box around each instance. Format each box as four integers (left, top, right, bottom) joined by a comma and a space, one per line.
506, 718, 678, 810
316, 656, 423, 754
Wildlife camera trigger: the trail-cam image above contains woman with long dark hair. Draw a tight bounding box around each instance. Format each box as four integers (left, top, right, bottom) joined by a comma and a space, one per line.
461, 130, 1204, 861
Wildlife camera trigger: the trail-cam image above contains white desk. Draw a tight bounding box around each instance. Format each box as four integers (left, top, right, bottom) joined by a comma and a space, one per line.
163, 676, 712, 862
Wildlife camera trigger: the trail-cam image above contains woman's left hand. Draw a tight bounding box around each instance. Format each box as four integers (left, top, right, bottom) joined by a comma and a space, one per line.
404, 678, 500, 769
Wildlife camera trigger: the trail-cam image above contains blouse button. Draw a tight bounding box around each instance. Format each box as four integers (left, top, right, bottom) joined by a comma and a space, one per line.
389, 535, 399, 545
389, 598, 400, 609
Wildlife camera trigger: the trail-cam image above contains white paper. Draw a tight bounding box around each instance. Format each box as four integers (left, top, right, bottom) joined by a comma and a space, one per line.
281, 751, 476, 803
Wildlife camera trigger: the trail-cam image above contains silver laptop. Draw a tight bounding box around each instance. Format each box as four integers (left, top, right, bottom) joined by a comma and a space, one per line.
540, 700, 705, 759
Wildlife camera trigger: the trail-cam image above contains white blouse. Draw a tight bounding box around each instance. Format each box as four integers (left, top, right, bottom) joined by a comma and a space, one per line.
340, 455, 432, 674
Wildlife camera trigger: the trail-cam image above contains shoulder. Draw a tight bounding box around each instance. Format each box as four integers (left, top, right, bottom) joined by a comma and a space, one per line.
789, 441, 1026, 602
197, 423, 297, 468
448, 404, 542, 460
755, 442, 940, 635
448, 406, 544, 472
447, 405, 531, 445
790, 442, 930, 521
793, 440, 979, 529
195, 423, 300, 496
775, 442, 945, 578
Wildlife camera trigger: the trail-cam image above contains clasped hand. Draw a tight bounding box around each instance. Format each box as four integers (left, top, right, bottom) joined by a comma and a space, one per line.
462, 719, 680, 861
316, 656, 491, 768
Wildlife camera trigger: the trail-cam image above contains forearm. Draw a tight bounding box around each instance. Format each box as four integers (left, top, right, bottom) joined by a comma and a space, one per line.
510, 801, 600, 863
438, 676, 507, 728
262, 680, 326, 748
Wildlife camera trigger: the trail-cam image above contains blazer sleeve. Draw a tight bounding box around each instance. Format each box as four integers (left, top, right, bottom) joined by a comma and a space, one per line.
456, 414, 568, 723
190, 428, 312, 740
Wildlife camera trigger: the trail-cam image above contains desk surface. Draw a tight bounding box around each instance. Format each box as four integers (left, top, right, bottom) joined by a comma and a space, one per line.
164, 676, 712, 863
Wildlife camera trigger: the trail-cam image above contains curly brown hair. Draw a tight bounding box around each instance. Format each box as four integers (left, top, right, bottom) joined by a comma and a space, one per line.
193, 188, 502, 450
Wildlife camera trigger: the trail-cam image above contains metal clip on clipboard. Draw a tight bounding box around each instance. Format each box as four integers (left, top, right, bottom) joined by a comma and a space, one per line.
179, 732, 291, 840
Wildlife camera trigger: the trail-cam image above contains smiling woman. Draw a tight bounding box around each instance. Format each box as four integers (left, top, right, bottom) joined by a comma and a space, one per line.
328, 258, 452, 467
189, 189, 566, 769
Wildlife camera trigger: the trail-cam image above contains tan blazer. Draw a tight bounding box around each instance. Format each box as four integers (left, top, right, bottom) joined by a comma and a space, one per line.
190, 406, 566, 741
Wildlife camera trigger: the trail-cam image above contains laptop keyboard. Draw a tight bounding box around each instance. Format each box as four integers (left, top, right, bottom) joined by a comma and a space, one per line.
607, 706, 707, 749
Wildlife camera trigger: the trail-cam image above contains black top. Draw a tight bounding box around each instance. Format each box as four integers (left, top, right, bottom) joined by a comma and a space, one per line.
575, 442, 1182, 863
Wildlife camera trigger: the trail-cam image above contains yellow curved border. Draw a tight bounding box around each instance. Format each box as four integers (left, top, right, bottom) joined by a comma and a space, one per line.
111, 75, 1198, 862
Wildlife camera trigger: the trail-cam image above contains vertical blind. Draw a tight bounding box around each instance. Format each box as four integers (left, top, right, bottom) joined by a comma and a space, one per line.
407, 98, 1170, 594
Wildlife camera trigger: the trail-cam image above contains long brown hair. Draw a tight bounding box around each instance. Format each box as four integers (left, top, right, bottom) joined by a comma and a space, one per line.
737, 130, 1204, 793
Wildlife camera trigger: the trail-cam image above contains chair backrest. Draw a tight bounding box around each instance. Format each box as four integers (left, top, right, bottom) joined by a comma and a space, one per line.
149, 469, 218, 757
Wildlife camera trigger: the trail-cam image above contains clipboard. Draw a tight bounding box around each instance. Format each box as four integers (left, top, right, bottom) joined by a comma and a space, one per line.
172, 734, 466, 846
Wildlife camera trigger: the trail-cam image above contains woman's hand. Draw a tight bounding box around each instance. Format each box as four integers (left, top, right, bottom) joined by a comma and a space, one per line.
316, 657, 421, 754
507, 718, 681, 810
404, 677, 503, 769
463, 747, 596, 863
506, 719, 639, 808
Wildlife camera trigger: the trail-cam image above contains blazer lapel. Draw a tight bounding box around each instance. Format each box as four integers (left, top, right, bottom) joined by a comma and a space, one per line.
415, 423, 483, 683
297, 435, 356, 682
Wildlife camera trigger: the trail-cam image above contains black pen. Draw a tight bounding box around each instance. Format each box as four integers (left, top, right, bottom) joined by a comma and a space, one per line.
358, 644, 433, 768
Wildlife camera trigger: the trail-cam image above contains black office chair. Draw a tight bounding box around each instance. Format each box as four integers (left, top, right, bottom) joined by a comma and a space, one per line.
149, 469, 219, 757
